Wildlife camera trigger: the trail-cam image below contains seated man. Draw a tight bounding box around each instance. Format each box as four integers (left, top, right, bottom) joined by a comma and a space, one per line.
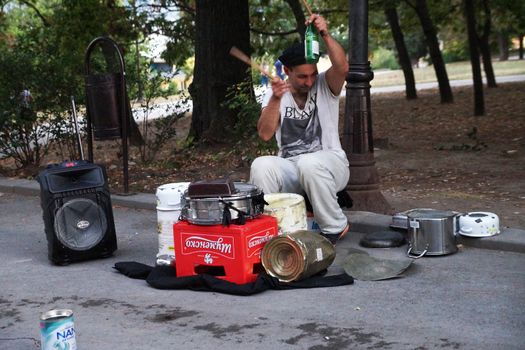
250, 14, 350, 245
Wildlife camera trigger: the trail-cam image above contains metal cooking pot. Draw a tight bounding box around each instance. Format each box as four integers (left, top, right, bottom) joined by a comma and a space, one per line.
406, 209, 459, 258
180, 182, 265, 225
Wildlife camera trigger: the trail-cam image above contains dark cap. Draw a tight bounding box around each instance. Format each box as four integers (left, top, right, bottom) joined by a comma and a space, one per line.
278, 42, 307, 68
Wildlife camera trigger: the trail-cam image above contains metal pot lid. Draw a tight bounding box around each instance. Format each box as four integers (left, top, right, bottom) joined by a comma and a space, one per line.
391, 208, 434, 229
343, 252, 413, 281
187, 178, 236, 198
406, 209, 458, 219
184, 182, 261, 201
232, 182, 261, 197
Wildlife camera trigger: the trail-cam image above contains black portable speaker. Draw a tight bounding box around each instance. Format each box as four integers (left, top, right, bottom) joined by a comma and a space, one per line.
37, 160, 117, 265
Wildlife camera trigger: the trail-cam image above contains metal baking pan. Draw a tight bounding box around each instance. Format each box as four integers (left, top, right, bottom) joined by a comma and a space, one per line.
390, 208, 434, 229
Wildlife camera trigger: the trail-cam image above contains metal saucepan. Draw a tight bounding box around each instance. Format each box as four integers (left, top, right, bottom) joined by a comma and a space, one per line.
180, 182, 265, 225
406, 209, 460, 258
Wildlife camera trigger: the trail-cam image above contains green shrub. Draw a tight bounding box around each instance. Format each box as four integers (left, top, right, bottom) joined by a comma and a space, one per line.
135, 66, 190, 164
223, 79, 277, 157
0, 37, 73, 168
442, 40, 469, 63
371, 47, 400, 70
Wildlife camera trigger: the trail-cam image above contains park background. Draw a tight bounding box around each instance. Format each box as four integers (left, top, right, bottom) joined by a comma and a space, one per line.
0, 0, 523, 226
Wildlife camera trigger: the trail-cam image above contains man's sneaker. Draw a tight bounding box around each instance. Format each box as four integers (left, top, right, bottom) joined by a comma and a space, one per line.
320, 222, 350, 245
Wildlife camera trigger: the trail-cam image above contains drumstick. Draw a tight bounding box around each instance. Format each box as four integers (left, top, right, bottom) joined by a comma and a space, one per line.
300, 0, 327, 36
301, 0, 314, 17
229, 46, 274, 79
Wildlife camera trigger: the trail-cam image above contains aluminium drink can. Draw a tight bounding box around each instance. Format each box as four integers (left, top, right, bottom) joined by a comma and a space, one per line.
40, 309, 77, 350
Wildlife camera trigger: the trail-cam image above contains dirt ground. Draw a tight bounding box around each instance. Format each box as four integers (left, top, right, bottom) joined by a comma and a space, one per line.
371, 82, 525, 229
2, 82, 524, 228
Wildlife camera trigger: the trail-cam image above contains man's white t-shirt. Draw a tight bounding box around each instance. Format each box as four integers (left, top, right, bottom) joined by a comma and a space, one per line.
262, 72, 348, 164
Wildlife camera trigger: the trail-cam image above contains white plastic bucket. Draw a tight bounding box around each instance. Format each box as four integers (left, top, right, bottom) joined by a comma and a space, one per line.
155, 182, 190, 265
264, 193, 307, 234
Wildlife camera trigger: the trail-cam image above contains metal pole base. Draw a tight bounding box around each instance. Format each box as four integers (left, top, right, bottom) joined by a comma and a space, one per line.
346, 153, 391, 214
346, 190, 391, 214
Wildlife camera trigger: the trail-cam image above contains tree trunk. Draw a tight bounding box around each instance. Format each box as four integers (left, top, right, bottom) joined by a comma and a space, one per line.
477, 0, 496, 88
384, 6, 417, 99
190, 0, 252, 142
284, 0, 307, 40
479, 40, 496, 87
464, 0, 484, 116
497, 32, 509, 61
413, 0, 453, 103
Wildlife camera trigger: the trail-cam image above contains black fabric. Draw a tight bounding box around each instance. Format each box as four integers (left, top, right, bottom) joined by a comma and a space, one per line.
278, 42, 307, 68
219, 200, 247, 226
114, 261, 153, 279
359, 231, 406, 248
114, 262, 353, 296
304, 190, 353, 213
336, 190, 354, 209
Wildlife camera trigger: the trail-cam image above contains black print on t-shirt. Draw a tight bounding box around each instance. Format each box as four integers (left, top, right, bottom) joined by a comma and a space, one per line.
281, 91, 322, 158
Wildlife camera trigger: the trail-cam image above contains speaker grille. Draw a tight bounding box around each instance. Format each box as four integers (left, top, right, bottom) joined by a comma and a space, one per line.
54, 198, 108, 250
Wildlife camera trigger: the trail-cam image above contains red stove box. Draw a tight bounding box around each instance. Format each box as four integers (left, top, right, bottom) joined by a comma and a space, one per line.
173, 215, 278, 284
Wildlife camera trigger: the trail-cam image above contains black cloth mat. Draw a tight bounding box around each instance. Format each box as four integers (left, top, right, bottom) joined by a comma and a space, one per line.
114, 262, 353, 296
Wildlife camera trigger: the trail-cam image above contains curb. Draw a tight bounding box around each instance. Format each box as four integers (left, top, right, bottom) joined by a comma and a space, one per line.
345, 211, 525, 255
1, 176, 524, 254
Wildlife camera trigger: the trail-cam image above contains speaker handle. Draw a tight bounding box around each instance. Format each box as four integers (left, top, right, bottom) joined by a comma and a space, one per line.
70, 96, 84, 161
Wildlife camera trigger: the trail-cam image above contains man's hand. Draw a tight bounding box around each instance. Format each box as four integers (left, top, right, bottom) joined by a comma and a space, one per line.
307, 14, 328, 37
306, 14, 348, 95
270, 76, 288, 99
257, 76, 286, 141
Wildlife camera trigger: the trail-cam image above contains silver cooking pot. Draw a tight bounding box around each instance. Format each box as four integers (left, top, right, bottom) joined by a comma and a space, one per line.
180, 182, 265, 225
406, 209, 460, 258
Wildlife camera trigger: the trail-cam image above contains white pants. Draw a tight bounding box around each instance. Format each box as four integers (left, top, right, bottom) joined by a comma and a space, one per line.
250, 150, 350, 234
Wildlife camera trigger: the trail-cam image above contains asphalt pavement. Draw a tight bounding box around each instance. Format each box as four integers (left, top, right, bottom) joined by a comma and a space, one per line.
1, 177, 524, 349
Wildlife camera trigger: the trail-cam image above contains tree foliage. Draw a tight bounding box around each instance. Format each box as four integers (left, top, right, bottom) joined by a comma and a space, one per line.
2, 0, 524, 168
0, 0, 163, 166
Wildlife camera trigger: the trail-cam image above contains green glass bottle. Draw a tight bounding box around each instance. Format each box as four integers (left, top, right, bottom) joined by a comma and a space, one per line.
304, 23, 320, 63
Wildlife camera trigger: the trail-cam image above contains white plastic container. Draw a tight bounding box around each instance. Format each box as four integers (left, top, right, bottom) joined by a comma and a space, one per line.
155, 182, 190, 265
264, 193, 307, 234
458, 212, 500, 237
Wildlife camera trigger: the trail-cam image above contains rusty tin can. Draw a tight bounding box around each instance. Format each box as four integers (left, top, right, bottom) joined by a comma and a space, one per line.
261, 230, 336, 282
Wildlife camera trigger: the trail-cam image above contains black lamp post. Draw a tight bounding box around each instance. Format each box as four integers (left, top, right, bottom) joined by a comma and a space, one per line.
343, 0, 391, 214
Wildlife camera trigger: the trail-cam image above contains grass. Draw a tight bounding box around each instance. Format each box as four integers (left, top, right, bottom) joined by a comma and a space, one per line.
371, 59, 525, 87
